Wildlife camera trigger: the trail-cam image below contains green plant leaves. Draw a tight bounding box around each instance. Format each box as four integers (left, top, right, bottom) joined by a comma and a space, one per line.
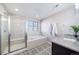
70, 25, 79, 33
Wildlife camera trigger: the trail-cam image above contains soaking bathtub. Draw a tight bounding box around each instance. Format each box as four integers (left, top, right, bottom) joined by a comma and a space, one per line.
11, 35, 48, 50
27, 35, 48, 50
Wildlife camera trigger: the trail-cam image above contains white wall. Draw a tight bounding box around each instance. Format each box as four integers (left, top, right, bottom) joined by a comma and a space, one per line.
41, 5, 79, 36
10, 16, 26, 39
0, 4, 8, 16
0, 4, 5, 15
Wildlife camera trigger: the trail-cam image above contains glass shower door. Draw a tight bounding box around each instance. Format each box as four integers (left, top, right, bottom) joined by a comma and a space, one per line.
1, 16, 9, 54
10, 17, 26, 52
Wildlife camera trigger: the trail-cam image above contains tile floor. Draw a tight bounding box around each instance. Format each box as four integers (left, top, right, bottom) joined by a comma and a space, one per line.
16, 42, 52, 55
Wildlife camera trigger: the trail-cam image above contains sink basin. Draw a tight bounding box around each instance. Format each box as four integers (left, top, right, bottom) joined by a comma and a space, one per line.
64, 38, 76, 42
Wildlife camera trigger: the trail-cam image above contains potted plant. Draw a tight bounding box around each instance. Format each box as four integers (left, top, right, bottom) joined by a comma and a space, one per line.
70, 25, 79, 41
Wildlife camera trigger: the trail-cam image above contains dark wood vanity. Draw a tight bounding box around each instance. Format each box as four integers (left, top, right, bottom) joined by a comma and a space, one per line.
52, 38, 79, 55
52, 42, 79, 55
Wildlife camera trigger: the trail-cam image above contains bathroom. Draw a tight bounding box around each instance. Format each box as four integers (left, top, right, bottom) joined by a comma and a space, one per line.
0, 3, 79, 55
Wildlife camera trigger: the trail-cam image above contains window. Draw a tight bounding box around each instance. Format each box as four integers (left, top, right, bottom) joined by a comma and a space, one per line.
28, 20, 39, 31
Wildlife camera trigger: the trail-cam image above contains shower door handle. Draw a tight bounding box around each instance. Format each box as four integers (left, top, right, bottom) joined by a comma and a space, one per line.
25, 32, 27, 48
8, 33, 11, 53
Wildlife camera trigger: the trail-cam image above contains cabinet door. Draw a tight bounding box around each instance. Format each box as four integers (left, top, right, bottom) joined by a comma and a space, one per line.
52, 43, 71, 55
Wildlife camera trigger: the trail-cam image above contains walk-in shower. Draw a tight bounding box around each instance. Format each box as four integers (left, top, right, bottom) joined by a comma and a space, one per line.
0, 15, 27, 54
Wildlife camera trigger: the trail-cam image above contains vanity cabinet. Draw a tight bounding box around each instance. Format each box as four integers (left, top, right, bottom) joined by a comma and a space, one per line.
52, 42, 79, 55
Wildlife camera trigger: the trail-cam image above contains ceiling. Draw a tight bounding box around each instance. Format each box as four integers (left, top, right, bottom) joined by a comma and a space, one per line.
3, 3, 74, 20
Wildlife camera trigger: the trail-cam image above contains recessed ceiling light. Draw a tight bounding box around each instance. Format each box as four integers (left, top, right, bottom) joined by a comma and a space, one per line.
15, 8, 19, 11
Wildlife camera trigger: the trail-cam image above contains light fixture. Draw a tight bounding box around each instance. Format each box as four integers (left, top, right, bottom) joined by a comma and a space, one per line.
55, 4, 59, 7
75, 3, 79, 10
55, 4, 62, 8
15, 8, 19, 11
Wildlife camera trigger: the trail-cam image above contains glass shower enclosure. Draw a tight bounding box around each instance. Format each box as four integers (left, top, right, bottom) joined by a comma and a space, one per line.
0, 15, 27, 55
10, 16, 26, 52
0, 15, 9, 54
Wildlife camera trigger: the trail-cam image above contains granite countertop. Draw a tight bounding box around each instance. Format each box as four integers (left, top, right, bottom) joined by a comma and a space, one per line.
52, 37, 79, 52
